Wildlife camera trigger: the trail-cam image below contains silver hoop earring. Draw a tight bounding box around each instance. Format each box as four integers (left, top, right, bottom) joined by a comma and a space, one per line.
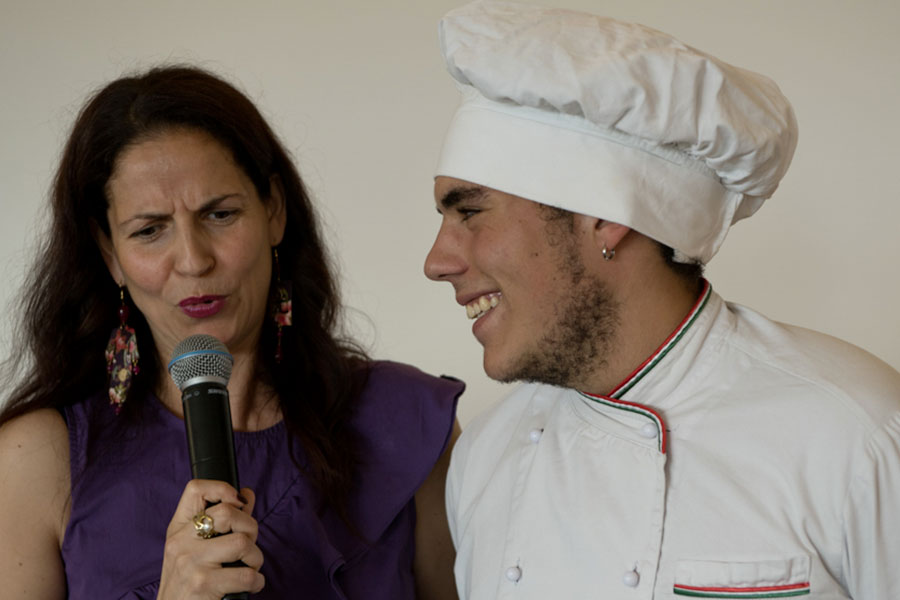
602, 244, 616, 261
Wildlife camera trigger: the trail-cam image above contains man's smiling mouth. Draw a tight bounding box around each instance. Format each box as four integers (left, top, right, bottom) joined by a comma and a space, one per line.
466, 293, 501, 319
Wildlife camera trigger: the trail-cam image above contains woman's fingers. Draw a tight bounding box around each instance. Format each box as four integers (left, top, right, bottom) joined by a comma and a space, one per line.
158, 480, 265, 599
163, 556, 265, 598
237, 487, 256, 514
201, 499, 258, 540
169, 479, 248, 533
195, 564, 266, 597
199, 532, 265, 570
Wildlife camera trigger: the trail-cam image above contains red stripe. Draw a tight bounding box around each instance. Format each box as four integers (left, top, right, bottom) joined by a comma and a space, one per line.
674, 583, 811, 593
608, 280, 710, 398
579, 392, 668, 454
578, 280, 712, 455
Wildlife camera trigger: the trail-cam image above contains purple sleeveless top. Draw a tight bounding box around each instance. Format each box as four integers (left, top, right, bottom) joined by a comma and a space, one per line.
61, 361, 463, 599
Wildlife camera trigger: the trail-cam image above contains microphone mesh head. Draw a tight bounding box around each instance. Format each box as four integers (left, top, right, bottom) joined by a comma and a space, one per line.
167, 334, 234, 390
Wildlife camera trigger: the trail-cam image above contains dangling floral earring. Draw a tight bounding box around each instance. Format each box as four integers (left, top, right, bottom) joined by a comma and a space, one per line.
105, 286, 140, 413
272, 248, 292, 364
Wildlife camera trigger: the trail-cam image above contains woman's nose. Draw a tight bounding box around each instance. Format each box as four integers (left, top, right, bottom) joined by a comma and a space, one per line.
174, 228, 215, 277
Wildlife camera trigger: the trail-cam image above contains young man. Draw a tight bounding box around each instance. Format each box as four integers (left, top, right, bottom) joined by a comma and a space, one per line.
424, 2, 900, 599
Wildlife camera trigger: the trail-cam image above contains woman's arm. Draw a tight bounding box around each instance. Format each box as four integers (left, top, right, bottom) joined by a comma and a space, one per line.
413, 418, 463, 600
0, 408, 70, 598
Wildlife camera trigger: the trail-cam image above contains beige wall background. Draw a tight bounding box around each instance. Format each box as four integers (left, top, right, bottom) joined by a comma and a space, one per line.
2, 0, 898, 425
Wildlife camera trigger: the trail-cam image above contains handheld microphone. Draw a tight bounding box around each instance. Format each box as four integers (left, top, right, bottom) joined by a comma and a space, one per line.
168, 334, 248, 600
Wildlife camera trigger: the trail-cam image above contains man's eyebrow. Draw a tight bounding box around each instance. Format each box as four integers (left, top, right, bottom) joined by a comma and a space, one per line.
438, 185, 489, 211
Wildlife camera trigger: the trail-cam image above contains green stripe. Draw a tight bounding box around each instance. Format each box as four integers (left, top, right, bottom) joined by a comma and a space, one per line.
577, 392, 663, 452
576, 283, 711, 453
579, 395, 652, 421
612, 285, 711, 399
673, 589, 810, 598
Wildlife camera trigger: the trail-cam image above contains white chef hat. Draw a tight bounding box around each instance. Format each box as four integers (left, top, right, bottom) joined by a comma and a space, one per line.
435, 0, 798, 263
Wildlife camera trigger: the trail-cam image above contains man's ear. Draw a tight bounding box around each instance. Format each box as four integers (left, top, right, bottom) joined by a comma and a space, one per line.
594, 219, 631, 252
574, 215, 631, 253
90, 220, 124, 285
267, 175, 287, 246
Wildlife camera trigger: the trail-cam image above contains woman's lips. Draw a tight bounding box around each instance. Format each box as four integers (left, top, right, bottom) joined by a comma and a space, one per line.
178, 296, 225, 318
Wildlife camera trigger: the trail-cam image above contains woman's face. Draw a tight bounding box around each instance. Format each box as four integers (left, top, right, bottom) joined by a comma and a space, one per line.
97, 128, 286, 364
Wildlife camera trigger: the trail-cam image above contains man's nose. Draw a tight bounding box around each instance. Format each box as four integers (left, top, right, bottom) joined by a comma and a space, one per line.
424, 223, 466, 282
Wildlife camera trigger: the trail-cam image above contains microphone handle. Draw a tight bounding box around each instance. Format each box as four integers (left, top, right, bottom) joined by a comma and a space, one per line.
182, 381, 249, 600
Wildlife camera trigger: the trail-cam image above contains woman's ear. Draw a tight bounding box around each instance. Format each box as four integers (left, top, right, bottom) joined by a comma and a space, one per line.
90, 220, 124, 285
267, 175, 287, 246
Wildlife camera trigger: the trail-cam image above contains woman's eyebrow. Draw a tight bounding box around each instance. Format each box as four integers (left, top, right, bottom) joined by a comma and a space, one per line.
118, 193, 243, 226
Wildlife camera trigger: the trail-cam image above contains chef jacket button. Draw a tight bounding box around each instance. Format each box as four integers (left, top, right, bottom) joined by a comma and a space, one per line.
639, 422, 658, 439
528, 429, 543, 443
622, 569, 640, 587
505, 566, 522, 582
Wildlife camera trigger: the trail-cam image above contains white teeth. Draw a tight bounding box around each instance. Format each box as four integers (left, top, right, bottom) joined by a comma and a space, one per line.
466, 293, 501, 320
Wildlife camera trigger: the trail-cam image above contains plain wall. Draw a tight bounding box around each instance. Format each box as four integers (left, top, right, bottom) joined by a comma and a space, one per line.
2, 0, 898, 425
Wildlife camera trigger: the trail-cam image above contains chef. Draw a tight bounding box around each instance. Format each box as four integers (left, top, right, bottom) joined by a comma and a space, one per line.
424, 2, 900, 599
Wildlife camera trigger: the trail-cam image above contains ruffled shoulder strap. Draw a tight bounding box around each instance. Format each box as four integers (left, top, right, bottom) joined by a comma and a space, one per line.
327, 360, 464, 562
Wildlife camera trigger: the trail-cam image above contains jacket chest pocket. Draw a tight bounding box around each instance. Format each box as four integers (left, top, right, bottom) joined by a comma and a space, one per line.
673, 556, 810, 598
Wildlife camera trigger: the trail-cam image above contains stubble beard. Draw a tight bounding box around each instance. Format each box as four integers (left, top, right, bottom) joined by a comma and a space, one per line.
498, 223, 620, 389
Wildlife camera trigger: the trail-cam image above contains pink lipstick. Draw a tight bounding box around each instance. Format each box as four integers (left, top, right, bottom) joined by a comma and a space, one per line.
179, 296, 225, 318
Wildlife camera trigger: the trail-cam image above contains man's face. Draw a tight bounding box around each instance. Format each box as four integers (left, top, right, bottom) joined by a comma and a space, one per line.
424, 176, 619, 388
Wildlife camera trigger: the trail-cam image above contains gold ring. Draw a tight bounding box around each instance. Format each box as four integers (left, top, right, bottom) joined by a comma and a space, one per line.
192, 512, 217, 539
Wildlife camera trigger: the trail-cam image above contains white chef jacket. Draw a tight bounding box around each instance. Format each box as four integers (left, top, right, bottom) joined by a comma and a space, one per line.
447, 283, 900, 599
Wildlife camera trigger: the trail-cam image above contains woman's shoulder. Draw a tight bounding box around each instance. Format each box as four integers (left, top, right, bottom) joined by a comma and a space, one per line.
0, 408, 70, 545
0, 407, 69, 467
321, 362, 462, 563
349, 359, 463, 474
352, 360, 464, 442
360, 360, 465, 403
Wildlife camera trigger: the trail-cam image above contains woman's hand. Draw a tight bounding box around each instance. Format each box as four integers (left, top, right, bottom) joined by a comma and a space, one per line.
157, 479, 265, 599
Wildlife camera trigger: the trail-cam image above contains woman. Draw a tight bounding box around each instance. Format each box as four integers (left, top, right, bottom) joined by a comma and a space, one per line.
0, 65, 463, 599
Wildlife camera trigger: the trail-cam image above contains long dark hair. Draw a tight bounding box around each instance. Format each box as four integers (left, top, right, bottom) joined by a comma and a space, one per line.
0, 65, 368, 515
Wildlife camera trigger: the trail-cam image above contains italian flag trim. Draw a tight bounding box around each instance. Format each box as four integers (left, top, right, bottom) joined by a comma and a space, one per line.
672, 582, 811, 598
577, 280, 712, 454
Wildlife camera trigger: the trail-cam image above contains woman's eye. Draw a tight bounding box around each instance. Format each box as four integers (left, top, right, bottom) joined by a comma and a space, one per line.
208, 209, 238, 222
131, 224, 160, 239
